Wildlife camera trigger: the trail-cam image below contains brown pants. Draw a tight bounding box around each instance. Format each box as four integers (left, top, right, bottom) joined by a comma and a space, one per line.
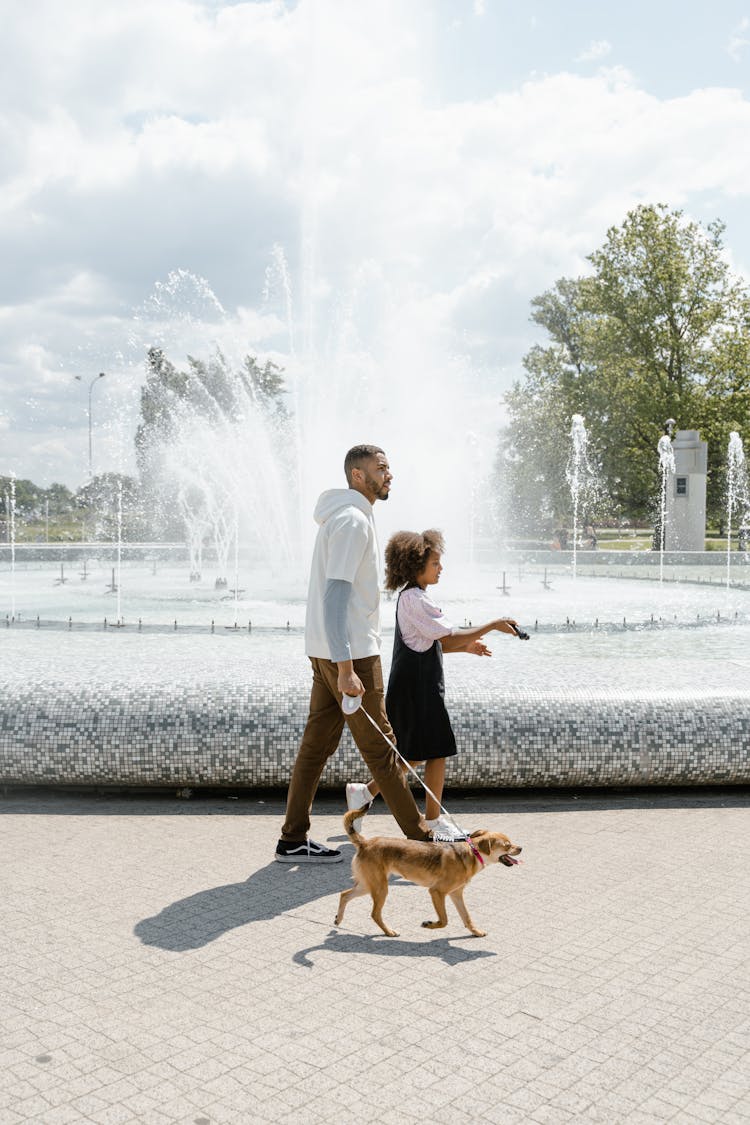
281, 655, 431, 842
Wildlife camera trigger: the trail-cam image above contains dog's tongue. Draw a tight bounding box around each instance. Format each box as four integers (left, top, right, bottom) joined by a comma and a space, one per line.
500, 855, 521, 866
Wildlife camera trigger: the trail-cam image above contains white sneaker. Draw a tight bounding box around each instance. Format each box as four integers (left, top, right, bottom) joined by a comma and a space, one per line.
426, 815, 468, 842
346, 782, 374, 832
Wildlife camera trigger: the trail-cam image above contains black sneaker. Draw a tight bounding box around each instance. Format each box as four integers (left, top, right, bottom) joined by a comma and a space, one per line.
275, 839, 343, 864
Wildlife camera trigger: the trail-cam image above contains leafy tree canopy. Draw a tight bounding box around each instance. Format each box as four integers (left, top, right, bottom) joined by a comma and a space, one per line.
0, 478, 75, 516
134, 347, 290, 539
500, 204, 750, 534
136, 347, 287, 447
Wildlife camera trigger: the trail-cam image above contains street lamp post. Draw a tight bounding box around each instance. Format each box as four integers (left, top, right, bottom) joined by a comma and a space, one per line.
75, 372, 106, 478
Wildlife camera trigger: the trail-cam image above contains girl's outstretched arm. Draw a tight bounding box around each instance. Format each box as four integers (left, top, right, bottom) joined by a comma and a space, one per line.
441, 617, 521, 653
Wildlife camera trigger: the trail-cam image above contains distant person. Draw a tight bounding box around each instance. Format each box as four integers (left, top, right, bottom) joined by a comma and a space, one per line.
346, 529, 524, 839
275, 445, 434, 864
584, 524, 597, 549
552, 528, 568, 550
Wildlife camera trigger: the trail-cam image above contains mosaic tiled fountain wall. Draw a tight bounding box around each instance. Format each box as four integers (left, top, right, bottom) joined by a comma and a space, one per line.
2, 628, 749, 789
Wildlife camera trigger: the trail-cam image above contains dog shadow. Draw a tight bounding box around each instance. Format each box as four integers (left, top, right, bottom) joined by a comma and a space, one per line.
134, 849, 356, 952
294, 929, 496, 968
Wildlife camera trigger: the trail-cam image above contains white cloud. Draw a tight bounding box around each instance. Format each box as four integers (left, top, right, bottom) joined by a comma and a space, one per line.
576, 39, 613, 63
1, 0, 750, 488
727, 17, 750, 62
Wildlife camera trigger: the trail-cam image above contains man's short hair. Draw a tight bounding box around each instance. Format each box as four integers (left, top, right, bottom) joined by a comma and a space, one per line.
344, 444, 384, 486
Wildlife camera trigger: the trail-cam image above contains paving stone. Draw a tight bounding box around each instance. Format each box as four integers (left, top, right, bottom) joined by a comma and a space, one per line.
1, 790, 749, 1124
529, 1106, 577, 1124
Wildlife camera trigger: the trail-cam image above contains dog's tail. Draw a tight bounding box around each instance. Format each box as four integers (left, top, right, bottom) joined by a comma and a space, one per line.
343, 806, 369, 846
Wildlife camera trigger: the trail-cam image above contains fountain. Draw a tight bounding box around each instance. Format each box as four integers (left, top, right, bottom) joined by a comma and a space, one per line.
657, 428, 676, 583
726, 431, 750, 589
140, 347, 298, 584
8, 474, 16, 621
114, 479, 123, 630
565, 414, 599, 580
230, 505, 241, 629
2, 544, 749, 789
1, 263, 750, 790
178, 483, 208, 582
263, 243, 296, 357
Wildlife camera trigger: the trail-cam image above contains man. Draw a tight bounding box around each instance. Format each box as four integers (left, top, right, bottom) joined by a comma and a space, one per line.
275, 445, 432, 862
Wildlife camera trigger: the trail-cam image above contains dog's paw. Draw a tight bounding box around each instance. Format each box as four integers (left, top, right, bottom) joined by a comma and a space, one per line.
383, 928, 399, 937
470, 928, 487, 938
421, 920, 445, 929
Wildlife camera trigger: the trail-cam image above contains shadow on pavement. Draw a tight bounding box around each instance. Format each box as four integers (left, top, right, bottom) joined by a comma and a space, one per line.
293, 929, 496, 968
5, 785, 749, 816
134, 849, 356, 951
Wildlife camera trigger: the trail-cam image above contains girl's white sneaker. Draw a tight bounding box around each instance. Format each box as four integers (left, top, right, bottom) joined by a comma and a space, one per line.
345, 782, 374, 832
426, 814, 468, 841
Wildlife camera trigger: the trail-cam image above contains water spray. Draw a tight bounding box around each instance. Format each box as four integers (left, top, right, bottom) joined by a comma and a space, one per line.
657, 428, 676, 583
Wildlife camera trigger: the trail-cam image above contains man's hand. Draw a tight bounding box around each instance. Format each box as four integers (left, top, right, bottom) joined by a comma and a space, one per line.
466, 639, 492, 656
337, 664, 365, 698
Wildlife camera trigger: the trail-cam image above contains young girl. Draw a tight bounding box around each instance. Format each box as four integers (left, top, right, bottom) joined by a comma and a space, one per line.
346, 529, 523, 840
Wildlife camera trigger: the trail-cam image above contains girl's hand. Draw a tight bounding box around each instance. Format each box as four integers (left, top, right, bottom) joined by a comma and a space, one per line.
467, 640, 492, 656
495, 618, 519, 636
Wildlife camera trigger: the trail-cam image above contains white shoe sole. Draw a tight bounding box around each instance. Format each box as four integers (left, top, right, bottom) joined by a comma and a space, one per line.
275, 851, 343, 864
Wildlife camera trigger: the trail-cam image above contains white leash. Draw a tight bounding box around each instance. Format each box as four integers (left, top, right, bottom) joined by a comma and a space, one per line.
341, 694, 470, 841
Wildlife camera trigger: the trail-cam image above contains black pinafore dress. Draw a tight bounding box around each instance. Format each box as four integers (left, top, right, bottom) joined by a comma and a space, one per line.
385, 590, 457, 761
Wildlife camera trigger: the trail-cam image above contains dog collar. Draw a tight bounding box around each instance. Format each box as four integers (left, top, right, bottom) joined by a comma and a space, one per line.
466, 838, 484, 867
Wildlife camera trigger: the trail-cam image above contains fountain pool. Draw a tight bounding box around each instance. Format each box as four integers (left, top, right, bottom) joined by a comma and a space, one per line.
4, 550, 750, 630
2, 553, 749, 791
3, 245, 748, 794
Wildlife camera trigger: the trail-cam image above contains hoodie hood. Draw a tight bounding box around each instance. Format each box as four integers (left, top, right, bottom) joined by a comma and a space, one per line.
313, 488, 373, 526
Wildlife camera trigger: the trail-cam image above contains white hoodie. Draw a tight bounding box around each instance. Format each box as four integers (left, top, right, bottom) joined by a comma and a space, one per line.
304, 488, 381, 660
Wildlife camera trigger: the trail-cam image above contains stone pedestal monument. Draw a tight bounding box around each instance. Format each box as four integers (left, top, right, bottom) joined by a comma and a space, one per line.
664, 429, 708, 552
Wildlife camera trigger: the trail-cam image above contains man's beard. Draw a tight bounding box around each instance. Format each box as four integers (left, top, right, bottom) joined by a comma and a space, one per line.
363, 473, 389, 500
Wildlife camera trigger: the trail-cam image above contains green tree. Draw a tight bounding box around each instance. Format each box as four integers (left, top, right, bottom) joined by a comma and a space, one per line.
136, 347, 288, 457
134, 347, 291, 540
43, 483, 75, 517
0, 476, 43, 517
500, 204, 750, 534
1, 479, 81, 541
75, 473, 147, 541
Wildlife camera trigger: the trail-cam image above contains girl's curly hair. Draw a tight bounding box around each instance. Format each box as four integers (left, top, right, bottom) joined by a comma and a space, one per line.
384, 529, 445, 591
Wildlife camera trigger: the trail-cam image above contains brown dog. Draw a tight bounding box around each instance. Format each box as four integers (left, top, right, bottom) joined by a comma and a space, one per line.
334, 807, 522, 937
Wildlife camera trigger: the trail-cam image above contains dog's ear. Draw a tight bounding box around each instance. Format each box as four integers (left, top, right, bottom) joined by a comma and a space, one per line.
469, 829, 488, 840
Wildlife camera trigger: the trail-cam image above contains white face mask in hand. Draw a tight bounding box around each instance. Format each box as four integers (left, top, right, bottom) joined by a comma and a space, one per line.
341, 694, 362, 716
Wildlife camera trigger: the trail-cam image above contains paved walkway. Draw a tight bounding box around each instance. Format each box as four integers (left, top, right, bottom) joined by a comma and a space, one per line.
1, 787, 748, 1124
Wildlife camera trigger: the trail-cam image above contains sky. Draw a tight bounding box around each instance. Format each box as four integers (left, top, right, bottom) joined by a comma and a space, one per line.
1, 0, 750, 490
